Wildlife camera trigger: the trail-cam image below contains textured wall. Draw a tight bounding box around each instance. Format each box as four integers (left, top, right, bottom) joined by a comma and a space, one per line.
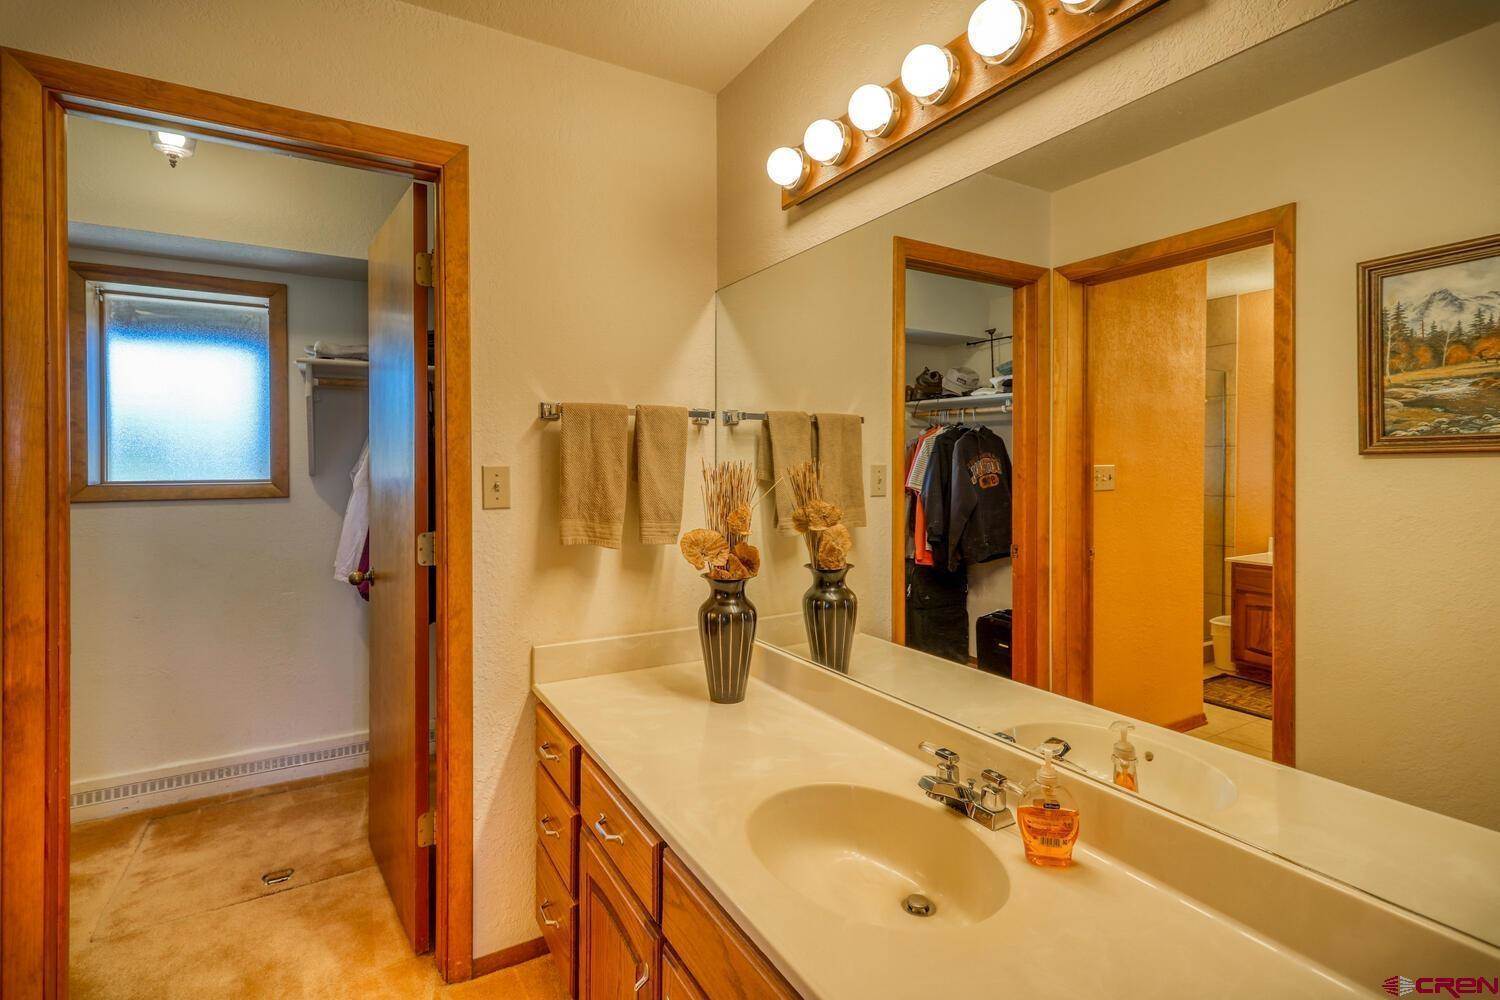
1, 0, 717, 957
1050, 23, 1500, 828
716, 0, 1355, 286
68, 251, 372, 786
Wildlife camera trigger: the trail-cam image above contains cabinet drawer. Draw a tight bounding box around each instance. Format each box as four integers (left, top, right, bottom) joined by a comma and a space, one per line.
537, 764, 580, 893
537, 841, 578, 997
580, 832, 659, 1000
663, 946, 707, 1000
537, 704, 581, 803
581, 756, 662, 918
662, 850, 799, 1000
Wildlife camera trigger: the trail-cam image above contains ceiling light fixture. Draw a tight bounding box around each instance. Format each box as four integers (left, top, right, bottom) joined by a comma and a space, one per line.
802, 118, 851, 166
1060, 0, 1115, 12
847, 84, 901, 139
900, 44, 959, 106
150, 129, 197, 168
967, 0, 1033, 65
765, 146, 809, 191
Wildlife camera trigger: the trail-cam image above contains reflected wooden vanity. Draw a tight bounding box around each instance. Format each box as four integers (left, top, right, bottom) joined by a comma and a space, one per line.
535, 705, 800, 999
1228, 560, 1273, 684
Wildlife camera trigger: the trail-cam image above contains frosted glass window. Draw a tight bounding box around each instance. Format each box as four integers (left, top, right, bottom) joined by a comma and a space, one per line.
101, 292, 272, 483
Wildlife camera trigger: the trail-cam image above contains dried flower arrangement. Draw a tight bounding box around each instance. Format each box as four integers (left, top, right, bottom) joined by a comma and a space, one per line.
787, 460, 853, 570
679, 460, 765, 581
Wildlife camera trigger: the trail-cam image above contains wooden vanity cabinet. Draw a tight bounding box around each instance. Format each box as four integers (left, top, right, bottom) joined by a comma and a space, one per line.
537, 702, 804, 1000
1229, 561, 1274, 684
579, 833, 660, 1000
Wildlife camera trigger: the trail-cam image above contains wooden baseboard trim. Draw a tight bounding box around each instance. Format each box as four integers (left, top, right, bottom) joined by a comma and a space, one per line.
471, 937, 549, 978
1165, 712, 1209, 733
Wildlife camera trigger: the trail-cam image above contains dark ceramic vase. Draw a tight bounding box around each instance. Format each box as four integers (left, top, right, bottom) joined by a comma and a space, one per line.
803, 563, 857, 673
698, 576, 757, 704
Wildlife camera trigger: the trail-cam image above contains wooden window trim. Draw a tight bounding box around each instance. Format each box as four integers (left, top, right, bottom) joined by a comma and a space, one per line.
67, 260, 290, 502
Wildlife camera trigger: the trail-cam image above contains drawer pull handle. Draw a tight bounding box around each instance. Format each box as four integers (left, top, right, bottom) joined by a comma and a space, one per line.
537, 741, 561, 763
593, 813, 625, 845
539, 899, 561, 928
539, 815, 561, 839
633, 961, 650, 993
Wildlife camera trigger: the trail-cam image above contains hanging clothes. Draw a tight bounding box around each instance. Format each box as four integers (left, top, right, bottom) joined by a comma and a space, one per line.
920, 426, 968, 568
947, 426, 1013, 571
334, 441, 371, 586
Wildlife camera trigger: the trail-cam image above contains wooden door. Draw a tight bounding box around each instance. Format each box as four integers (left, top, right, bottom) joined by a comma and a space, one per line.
367, 184, 432, 952
1087, 262, 1206, 728
579, 835, 659, 1000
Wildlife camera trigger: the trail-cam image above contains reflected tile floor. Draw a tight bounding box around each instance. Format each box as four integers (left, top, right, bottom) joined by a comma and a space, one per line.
1185, 702, 1274, 760
71, 774, 565, 1000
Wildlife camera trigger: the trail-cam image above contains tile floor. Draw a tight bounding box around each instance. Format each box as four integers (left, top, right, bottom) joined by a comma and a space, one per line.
1184, 666, 1274, 760
70, 772, 567, 1000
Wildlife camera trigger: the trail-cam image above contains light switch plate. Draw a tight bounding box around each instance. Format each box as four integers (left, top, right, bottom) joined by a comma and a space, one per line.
870, 464, 888, 497
1093, 464, 1116, 491
482, 465, 510, 509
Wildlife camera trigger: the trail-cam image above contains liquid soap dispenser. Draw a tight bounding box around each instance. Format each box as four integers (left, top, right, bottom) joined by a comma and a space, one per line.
1110, 721, 1139, 793
1016, 742, 1080, 868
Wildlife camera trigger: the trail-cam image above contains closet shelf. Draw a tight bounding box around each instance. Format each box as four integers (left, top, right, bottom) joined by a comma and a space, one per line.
295, 357, 433, 475
907, 393, 1013, 420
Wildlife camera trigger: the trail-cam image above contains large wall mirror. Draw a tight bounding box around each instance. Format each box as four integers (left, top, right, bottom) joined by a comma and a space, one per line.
715, 3, 1500, 948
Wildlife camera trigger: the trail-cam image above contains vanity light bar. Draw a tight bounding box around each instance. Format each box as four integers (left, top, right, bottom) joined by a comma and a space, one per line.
765, 0, 1168, 208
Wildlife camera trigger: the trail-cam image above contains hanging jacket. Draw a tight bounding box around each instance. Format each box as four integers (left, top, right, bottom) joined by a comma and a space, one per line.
920, 426, 968, 566
947, 426, 1013, 570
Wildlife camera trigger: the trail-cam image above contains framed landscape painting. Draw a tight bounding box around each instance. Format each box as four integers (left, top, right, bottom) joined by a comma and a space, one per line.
1358, 232, 1500, 454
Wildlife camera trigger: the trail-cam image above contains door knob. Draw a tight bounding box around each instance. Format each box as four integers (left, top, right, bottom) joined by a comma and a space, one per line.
347, 569, 375, 586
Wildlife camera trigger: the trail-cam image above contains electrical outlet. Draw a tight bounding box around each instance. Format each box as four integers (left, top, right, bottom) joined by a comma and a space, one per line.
870, 464, 888, 497
482, 465, 510, 509
1093, 464, 1116, 491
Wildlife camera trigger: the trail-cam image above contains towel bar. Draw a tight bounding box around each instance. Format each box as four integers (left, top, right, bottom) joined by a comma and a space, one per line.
720, 411, 865, 427
538, 402, 714, 426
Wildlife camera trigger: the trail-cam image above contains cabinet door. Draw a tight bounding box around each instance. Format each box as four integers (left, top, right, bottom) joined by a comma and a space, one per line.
579, 833, 659, 1000
663, 947, 706, 1000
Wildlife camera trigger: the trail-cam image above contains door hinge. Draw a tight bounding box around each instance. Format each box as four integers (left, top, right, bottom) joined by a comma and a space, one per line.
417, 531, 437, 566
417, 810, 436, 848
415, 251, 435, 287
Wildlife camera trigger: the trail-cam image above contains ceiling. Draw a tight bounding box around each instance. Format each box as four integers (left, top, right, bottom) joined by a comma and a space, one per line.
396, 0, 816, 92
1206, 246, 1273, 301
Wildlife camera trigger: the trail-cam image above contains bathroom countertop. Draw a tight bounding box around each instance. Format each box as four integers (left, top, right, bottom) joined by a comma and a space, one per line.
793, 632, 1500, 947
535, 661, 1367, 1000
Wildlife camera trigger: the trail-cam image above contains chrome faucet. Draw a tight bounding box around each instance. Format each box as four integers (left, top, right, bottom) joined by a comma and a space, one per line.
917, 742, 1018, 831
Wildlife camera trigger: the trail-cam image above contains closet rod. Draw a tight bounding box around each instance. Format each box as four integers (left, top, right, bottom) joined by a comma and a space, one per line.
720, 411, 865, 427
538, 402, 715, 426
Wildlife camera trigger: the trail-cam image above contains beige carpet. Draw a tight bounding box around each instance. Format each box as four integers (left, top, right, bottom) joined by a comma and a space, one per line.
71, 774, 565, 999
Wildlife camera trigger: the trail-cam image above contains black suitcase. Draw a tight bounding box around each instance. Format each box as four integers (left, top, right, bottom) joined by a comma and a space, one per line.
976, 609, 1012, 677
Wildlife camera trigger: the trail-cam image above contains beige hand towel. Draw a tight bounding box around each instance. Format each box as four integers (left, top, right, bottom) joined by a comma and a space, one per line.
559, 402, 629, 548
814, 412, 866, 528
760, 411, 814, 535
634, 405, 688, 544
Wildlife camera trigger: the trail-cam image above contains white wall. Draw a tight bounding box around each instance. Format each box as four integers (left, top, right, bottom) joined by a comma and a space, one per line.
1048, 23, 1500, 829
68, 116, 409, 262
69, 250, 371, 786
1, 0, 717, 957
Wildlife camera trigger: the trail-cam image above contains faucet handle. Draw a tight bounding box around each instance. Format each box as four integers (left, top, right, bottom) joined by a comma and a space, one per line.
976, 769, 1009, 810
918, 741, 960, 781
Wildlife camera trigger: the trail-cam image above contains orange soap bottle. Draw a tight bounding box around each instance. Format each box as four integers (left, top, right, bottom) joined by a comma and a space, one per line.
1015, 742, 1080, 868
1110, 720, 1139, 793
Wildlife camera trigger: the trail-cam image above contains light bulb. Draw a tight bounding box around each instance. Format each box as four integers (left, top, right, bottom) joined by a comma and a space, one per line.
848, 84, 901, 138
900, 44, 958, 106
149, 129, 197, 168
802, 119, 851, 166
1060, 0, 1113, 12
967, 0, 1032, 65
765, 146, 808, 191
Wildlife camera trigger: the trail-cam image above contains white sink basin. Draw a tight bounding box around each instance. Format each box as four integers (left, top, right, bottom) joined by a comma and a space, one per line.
746, 783, 1009, 929
1001, 721, 1238, 814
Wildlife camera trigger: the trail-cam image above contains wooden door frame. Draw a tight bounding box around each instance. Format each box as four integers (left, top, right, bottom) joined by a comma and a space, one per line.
0, 49, 475, 995
1051, 204, 1296, 765
891, 237, 1050, 687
